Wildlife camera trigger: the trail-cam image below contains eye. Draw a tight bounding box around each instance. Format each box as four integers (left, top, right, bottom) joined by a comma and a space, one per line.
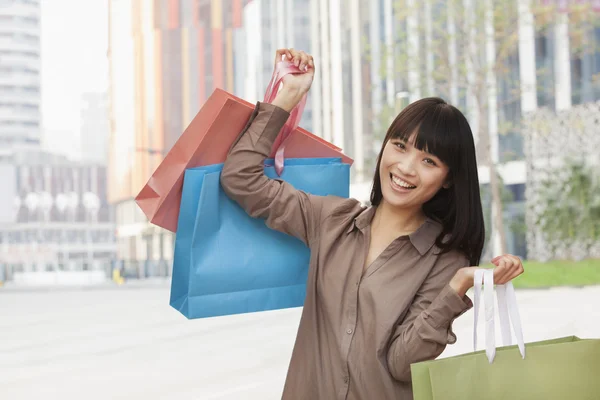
393, 141, 406, 151
424, 157, 437, 166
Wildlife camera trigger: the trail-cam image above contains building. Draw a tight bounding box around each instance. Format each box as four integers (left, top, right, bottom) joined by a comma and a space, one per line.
362, 0, 600, 260
0, 148, 116, 282
241, 0, 383, 184
0, 0, 41, 148
107, 0, 246, 274
106, 0, 599, 270
308, 0, 599, 259
306, 0, 375, 183
241, 0, 313, 130
522, 0, 600, 260
80, 92, 109, 165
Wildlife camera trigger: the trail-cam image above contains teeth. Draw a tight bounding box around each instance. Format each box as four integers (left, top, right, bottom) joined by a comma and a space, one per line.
392, 175, 416, 189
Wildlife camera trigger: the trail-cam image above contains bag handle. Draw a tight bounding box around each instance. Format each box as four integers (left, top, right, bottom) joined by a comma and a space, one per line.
263, 60, 308, 176
473, 269, 525, 363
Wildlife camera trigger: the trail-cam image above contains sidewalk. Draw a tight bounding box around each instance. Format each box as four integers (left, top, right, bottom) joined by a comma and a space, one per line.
1, 285, 599, 400
0, 277, 171, 292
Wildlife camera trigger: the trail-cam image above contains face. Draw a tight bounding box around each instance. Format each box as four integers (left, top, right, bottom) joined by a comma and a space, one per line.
378, 132, 450, 212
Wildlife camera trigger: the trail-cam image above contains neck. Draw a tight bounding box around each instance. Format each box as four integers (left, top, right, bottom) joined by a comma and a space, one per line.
373, 200, 426, 236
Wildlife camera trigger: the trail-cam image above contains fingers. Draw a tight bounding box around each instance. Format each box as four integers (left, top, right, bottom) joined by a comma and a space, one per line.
493, 259, 510, 284
492, 254, 524, 285
274, 48, 293, 67
290, 48, 312, 71
275, 48, 313, 71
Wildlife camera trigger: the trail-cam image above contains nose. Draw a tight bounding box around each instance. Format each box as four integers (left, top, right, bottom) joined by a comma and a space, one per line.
396, 154, 417, 176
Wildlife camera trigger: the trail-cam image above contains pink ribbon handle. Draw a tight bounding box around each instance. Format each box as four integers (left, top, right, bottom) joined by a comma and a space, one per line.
263, 60, 308, 176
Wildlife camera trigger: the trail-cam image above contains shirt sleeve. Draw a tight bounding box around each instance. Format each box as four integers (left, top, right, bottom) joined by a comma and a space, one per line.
386, 254, 473, 383
221, 101, 342, 246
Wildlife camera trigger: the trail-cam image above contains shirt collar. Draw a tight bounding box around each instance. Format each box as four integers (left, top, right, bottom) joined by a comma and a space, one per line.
410, 218, 443, 255
347, 206, 442, 255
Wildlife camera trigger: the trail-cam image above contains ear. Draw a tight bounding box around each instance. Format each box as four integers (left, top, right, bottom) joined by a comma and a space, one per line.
442, 178, 453, 189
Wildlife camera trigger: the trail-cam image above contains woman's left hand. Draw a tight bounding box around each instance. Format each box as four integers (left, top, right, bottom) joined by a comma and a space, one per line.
490, 254, 525, 285
449, 254, 525, 296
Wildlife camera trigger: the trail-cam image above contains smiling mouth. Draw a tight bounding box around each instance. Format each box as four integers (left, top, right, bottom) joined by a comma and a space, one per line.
390, 174, 417, 189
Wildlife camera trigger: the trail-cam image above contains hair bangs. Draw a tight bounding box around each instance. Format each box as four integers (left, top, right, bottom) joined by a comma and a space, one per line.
404, 104, 461, 169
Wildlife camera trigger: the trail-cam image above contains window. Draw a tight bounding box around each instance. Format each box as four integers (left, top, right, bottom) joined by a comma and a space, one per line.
20, 104, 39, 111
15, 33, 39, 42
22, 67, 39, 75
535, 26, 555, 108
571, 57, 584, 105
0, 50, 39, 58
19, 16, 38, 25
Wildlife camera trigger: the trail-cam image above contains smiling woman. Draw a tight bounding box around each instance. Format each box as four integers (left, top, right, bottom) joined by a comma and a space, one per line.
220, 49, 524, 400
370, 97, 484, 267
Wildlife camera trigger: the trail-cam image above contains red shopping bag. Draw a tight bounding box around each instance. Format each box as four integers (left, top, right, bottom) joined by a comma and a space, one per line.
136, 62, 353, 232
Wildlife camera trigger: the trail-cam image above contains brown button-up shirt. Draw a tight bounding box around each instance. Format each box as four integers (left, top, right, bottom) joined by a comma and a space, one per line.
221, 102, 473, 400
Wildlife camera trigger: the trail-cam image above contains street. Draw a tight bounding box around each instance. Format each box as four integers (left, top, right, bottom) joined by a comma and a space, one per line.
1, 283, 599, 400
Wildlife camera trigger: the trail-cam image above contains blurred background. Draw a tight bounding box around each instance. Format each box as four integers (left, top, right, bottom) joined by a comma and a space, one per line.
1, 0, 599, 283
1, 0, 599, 399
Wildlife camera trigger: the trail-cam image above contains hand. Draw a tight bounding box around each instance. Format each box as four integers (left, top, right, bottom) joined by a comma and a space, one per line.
449, 254, 525, 297
489, 254, 525, 285
271, 48, 315, 112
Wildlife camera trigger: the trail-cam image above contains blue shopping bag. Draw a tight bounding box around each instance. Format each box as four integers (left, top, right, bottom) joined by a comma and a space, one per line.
170, 157, 350, 319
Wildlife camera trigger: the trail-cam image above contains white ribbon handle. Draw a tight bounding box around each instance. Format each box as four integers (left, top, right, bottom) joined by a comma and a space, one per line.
473, 269, 525, 363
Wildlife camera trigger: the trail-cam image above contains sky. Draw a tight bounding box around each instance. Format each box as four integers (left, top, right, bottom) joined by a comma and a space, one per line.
40, 0, 109, 160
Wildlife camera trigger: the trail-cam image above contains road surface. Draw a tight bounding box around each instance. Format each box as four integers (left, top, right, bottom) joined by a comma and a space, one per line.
1, 283, 599, 399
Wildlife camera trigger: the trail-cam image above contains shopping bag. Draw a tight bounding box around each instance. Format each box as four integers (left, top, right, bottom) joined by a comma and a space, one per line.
170, 157, 350, 319
411, 269, 600, 400
136, 61, 352, 232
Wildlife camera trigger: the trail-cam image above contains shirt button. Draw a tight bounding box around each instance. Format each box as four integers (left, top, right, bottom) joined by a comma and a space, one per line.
343, 376, 349, 384
346, 328, 353, 334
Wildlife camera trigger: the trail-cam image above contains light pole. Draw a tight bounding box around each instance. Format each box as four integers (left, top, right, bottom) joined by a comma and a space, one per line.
83, 192, 100, 271
2, 196, 22, 281
55, 193, 67, 269
66, 191, 79, 270
24, 192, 39, 272
38, 191, 53, 271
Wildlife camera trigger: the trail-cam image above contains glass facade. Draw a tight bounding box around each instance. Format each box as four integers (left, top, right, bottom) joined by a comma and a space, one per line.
108, 0, 244, 269
0, 0, 41, 146
571, 26, 600, 104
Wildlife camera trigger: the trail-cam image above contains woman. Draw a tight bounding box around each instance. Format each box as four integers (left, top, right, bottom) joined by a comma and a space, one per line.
221, 49, 524, 399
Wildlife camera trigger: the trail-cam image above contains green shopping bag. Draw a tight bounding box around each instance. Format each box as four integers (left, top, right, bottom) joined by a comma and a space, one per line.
411, 270, 600, 400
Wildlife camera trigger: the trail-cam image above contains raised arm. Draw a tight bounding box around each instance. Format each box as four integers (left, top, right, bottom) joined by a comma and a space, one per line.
221, 48, 349, 245
221, 100, 331, 245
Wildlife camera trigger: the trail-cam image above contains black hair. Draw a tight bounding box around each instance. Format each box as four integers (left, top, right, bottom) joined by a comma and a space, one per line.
370, 97, 485, 266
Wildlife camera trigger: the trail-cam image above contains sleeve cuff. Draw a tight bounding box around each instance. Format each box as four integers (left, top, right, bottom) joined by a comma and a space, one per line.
255, 101, 291, 142
423, 284, 473, 329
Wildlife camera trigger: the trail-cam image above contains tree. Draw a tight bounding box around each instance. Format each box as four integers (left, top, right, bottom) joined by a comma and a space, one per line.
480, 172, 517, 258
535, 160, 600, 260
374, 0, 600, 256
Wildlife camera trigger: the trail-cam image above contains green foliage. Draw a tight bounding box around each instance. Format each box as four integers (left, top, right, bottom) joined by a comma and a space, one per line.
535, 160, 600, 258
511, 258, 600, 288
